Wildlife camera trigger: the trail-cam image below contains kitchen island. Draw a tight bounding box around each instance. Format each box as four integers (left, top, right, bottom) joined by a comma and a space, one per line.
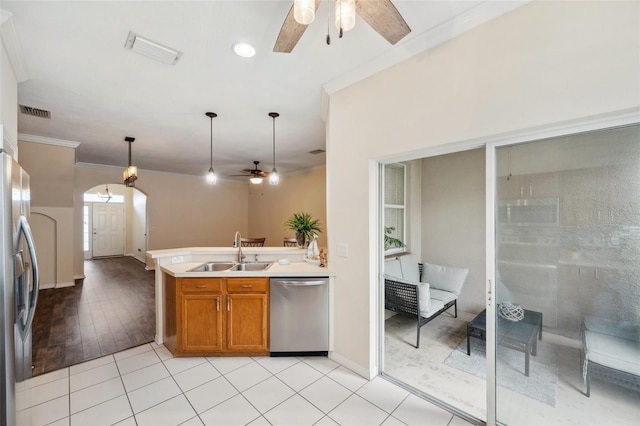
147, 247, 334, 356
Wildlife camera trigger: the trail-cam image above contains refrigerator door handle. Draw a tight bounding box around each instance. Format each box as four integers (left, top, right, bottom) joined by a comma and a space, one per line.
17, 215, 39, 334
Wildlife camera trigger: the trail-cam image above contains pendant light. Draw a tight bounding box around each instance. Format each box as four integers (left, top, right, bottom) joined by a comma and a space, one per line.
294, 0, 316, 25
98, 184, 112, 203
123, 136, 137, 187
335, 0, 356, 35
268, 112, 280, 185
205, 112, 218, 185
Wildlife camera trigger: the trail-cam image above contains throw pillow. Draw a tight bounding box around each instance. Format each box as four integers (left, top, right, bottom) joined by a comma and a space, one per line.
421, 262, 469, 296
384, 258, 403, 279
418, 281, 431, 316
399, 254, 420, 282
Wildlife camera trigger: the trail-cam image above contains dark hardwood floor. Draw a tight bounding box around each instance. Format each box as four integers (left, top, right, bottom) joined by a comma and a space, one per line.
32, 256, 155, 376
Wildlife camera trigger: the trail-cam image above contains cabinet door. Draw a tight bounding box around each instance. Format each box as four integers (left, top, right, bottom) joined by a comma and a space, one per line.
226, 293, 268, 352
181, 293, 223, 352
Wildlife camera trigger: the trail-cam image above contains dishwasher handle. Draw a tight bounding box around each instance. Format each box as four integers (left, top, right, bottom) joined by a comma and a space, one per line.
272, 280, 326, 287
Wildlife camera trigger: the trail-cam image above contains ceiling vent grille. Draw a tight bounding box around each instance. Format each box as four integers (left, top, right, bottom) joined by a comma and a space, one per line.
309, 149, 326, 155
19, 105, 51, 119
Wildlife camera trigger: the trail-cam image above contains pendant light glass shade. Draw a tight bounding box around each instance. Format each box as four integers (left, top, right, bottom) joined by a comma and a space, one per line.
206, 167, 217, 185
205, 112, 217, 185
123, 137, 138, 187
98, 184, 112, 203
294, 0, 315, 25
335, 0, 356, 32
250, 176, 263, 184
269, 112, 280, 185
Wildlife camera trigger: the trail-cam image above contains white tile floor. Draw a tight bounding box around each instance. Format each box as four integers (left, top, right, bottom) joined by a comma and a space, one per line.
15, 342, 474, 426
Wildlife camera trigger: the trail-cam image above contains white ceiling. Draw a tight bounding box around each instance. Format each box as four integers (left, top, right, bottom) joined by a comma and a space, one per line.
1, 1, 521, 181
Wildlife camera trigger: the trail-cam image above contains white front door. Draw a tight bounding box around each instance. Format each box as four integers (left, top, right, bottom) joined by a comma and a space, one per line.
92, 203, 124, 257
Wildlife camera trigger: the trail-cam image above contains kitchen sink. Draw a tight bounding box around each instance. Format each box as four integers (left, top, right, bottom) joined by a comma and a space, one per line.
230, 262, 272, 271
187, 262, 235, 272
187, 262, 272, 272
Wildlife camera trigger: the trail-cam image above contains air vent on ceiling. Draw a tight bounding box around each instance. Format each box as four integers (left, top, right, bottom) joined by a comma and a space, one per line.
19, 105, 51, 119
309, 149, 326, 155
125, 31, 182, 65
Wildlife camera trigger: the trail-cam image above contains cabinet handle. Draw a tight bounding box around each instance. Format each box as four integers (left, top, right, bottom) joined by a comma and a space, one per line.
195, 284, 206, 288
241, 284, 252, 288
227, 296, 230, 311
216, 297, 220, 311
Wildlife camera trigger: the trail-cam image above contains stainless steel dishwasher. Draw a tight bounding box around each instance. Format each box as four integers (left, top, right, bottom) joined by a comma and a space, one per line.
270, 277, 329, 356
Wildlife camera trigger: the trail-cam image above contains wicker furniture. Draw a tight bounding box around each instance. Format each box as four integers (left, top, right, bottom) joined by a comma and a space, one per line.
467, 309, 543, 376
384, 255, 468, 348
581, 316, 640, 397
240, 237, 265, 247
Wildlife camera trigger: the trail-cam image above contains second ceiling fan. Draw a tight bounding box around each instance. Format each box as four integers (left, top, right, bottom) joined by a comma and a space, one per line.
274, 0, 411, 53
230, 161, 269, 184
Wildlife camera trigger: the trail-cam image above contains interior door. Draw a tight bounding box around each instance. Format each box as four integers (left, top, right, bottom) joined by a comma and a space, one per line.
92, 203, 124, 257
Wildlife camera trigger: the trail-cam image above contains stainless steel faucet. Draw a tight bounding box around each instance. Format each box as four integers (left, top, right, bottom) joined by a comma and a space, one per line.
234, 231, 245, 263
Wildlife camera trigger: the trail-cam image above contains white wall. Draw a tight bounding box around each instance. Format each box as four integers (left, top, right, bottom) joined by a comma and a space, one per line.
326, 1, 640, 375
421, 149, 486, 315
0, 35, 18, 154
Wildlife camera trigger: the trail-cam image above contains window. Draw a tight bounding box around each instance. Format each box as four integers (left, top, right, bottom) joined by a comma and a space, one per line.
83, 193, 124, 203
384, 163, 406, 253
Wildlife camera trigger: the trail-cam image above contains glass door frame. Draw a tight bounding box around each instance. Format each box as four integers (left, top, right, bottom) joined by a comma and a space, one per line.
484, 108, 639, 425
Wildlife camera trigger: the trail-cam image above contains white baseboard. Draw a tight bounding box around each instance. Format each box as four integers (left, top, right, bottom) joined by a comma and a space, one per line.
56, 281, 75, 288
74, 274, 86, 280
328, 351, 375, 380
39, 282, 55, 290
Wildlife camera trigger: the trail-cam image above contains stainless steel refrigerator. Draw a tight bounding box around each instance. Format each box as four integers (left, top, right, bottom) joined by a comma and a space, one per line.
1, 149, 40, 426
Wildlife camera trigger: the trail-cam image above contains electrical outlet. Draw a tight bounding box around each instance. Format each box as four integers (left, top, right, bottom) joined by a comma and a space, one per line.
171, 256, 184, 263
337, 243, 348, 257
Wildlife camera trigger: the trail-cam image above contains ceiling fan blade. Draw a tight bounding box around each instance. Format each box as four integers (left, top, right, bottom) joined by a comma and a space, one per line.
356, 0, 411, 45
273, 0, 322, 53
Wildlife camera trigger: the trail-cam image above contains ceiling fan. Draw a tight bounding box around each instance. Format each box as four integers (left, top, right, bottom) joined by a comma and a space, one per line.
230, 161, 268, 183
273, 0, 411, 53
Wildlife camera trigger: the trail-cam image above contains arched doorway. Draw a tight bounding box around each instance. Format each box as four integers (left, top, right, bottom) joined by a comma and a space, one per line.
83, 183, 148, 261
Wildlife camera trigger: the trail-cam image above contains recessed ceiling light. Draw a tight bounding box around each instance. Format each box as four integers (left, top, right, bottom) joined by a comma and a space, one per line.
232, 42, 256, 58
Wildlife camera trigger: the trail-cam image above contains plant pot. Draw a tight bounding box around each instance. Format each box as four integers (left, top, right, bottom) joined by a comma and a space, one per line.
295, 232, 306, 248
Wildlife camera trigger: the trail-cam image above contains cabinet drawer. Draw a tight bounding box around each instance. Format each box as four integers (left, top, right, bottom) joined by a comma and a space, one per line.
227, 278, 268, 293
180, 278, 223, 292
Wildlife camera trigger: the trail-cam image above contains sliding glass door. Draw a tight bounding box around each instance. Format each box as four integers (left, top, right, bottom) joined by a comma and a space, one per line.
489, 125, 640, 425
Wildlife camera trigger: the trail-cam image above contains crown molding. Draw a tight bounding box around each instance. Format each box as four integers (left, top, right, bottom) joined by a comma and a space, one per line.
322, 0, 531, 97
0, 9, 28, 83
19, 133, 81, 148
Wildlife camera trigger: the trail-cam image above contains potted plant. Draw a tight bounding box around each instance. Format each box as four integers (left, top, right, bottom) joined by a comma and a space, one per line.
384, 226, 404, 250
285, 211, 322, 248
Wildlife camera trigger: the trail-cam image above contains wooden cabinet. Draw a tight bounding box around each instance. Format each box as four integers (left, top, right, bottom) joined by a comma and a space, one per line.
226, 278, 269, 352
164, 274, 269, 357
180, 278, 224, 353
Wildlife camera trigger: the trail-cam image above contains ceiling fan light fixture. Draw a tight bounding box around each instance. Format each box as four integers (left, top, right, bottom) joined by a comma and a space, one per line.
335, 0, 356, 32
250, 176, 263, 185
294, 0, 315, 25
232, 42, 256, 58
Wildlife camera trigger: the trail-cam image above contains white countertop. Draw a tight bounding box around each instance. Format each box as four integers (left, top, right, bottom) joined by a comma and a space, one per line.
161, 261, 333, 278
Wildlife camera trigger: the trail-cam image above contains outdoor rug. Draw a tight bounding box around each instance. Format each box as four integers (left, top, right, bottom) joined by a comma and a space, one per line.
444, 337, 559, 407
